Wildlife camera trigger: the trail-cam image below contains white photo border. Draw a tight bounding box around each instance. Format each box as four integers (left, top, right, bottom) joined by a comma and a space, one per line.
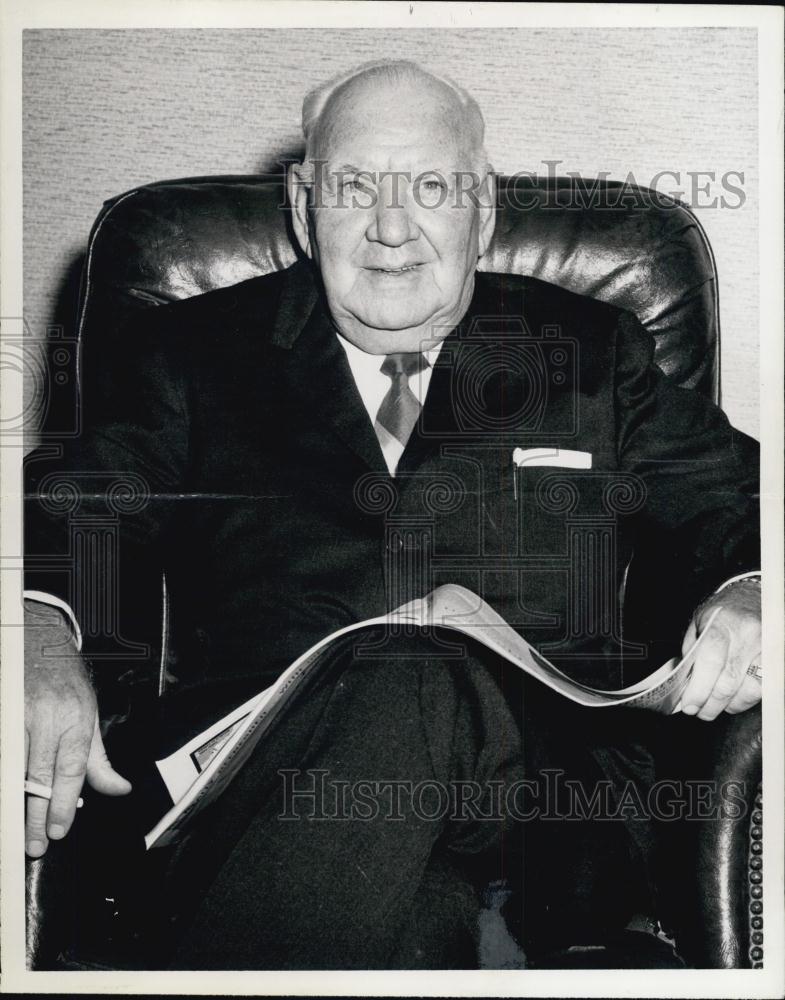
1, 2, 782, 996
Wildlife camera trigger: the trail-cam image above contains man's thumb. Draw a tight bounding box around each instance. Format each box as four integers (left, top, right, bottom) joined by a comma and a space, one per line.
85, 718, 132, 796
681, 618, 698, 657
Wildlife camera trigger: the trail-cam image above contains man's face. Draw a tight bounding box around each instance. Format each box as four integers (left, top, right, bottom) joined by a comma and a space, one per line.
290, 78, 495, 354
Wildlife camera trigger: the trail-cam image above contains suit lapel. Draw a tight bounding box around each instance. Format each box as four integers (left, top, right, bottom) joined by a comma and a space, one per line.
396, 326, 465, 476
278, 282, 387, 474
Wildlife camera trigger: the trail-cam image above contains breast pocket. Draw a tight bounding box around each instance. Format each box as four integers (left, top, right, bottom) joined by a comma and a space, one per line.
514, 465, 645, 555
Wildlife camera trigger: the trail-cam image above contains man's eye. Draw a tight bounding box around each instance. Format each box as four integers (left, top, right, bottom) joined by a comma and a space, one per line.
341, 178, 363, 191
415, 176, 449, 206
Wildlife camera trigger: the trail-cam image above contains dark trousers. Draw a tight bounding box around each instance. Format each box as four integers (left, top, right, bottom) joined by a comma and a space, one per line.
160, 628, 526, 969
151, 626, 657, 970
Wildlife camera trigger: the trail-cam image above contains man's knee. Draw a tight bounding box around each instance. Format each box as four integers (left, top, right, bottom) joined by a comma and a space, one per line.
333, 626, 467, 705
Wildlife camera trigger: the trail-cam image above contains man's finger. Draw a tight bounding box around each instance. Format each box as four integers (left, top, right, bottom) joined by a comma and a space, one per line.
85, 718, 132, 797
25, 731, 57, 856
25, 796, 51, 858
47, 726, 92, 840
680, 624, 731, 718
697, 622, 748, 721
725, 674, 762, 715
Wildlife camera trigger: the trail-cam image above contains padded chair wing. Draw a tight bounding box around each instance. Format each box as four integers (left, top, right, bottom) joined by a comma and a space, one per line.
78, 175, 719, 399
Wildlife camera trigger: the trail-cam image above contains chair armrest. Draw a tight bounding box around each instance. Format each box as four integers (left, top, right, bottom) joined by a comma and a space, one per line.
26, 840, 77, 970
689, 704, 762, 968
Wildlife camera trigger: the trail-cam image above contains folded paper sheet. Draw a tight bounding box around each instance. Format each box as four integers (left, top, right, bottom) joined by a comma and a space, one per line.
146, 584, 718, 848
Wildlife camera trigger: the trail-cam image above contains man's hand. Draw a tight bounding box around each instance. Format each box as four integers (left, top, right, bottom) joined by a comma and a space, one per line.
25, 600, 131, 857
679, 580, 762, 720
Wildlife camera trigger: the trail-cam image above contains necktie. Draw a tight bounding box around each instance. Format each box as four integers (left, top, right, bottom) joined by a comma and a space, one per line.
375, 352, 428, 455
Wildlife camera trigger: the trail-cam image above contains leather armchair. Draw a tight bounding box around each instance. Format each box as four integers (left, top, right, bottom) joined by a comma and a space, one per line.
26, 175, 762, 970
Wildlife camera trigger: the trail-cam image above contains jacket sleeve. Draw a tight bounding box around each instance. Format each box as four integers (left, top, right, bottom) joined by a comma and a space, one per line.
613, 310, 760, 646
24, 312, 191, 676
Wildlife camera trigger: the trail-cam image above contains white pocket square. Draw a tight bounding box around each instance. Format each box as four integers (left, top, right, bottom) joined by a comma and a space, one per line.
512, 447, 593, 469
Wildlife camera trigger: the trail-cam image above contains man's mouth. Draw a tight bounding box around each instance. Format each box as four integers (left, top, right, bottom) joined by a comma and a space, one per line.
367, 264, 423, 274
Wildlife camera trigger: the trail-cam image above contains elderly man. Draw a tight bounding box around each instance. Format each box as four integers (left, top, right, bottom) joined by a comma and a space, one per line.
24, 60, 760, 969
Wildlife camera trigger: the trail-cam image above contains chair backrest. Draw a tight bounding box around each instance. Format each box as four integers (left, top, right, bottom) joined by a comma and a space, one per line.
78, 174, 719, 399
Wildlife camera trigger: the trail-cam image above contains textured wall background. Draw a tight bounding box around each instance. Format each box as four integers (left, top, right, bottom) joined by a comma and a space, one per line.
23, 27, 759, 439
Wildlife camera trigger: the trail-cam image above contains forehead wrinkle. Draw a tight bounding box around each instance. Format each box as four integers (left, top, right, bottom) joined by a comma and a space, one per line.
316, 120, 480, 176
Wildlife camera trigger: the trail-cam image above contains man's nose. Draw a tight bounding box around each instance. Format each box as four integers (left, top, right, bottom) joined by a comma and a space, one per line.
366, 186, 417, 247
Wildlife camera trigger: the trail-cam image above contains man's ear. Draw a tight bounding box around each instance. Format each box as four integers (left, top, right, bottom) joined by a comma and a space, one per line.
287, 162, 312, 259
477, 167, 497, 259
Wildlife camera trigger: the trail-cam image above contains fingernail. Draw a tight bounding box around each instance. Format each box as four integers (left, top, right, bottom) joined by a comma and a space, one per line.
682, 704, 698, 716
48, 824, 65, 839
27, 840, 45, 856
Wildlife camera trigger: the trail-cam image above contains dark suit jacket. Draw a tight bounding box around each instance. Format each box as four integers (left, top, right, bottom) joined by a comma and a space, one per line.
25, 262, 759, 742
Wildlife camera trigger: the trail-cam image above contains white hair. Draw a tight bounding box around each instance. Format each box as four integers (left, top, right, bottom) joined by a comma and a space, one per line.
301, 59, 488, 169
